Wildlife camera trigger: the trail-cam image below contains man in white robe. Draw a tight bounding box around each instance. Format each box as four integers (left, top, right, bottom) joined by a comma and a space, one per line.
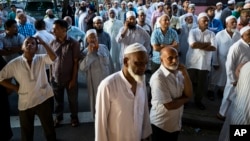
95, 43, 152, 141
79, 29, 114, 118
78, 1, 88, 32
218, 26, 250, 120
104, 8, 124, 71
210, 16, 240, 102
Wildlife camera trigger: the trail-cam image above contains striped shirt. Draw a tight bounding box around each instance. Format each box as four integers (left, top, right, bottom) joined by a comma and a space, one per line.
18, 22, 36, 38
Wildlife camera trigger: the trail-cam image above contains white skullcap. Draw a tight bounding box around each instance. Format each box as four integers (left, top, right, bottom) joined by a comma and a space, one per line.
246, 0, 250, 3
185, 13, 193, 19
99, 4, 103, 7
121, 1, 126, 4
93, 16, 103, 22
80, 1, 86, 5
86, 29, 97, 37
46, 9, 52, 14
225, 15, 236, 23
244, 3, 250, 9
172, 2, 177, 6
157, 2, 164, 8
126, 11, 136, 18
197, 12, 209, 21
16, 8, 23, 13
240, 26, 250, 35
128, 2, 133, 6
124, 43, 147, 55
109, 8, 116, 13
188, 3, 195, 8
216, 2, 222, 6
138, 9, 145, 15
228, 0, 235, 4
114, 0, 118, 3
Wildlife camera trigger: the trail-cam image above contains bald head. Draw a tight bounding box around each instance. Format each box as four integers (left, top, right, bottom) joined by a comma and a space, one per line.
63, 16, 72, 26
160, 47, 179, 72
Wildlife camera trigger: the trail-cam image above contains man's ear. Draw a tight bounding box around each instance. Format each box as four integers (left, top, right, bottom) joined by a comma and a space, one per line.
123, 57, 129, 68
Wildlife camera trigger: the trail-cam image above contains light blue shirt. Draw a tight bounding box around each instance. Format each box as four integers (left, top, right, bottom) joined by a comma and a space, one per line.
151, 27, 179, 64
67, 26, 85, 42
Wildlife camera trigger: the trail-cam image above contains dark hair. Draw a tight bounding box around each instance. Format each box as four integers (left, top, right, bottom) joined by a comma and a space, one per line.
205, 6, 215, 13
53, 19, 68, 30
10, 5, 16, 8
24, 37, 39, 49
4, 19, 17, 29
35, 19, 46, 30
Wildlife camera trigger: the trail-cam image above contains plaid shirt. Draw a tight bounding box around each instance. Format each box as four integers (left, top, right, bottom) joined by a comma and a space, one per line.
18, 22, 36, 38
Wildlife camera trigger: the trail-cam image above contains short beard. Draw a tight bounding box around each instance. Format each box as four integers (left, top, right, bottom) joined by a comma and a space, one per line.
95, 28, 103, 33
128, 24, 136, 30
80, 6, 86, 12
128, 66, 144, 83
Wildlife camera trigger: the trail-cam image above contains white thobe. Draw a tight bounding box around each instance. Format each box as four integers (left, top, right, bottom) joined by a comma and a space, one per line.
44, 17, 58, 32
95, 71, 152, 141
104, 18, 123, 71
211, 30, 240, 87
79, 44, 114, 118
78, 12, 88, 32
219, 39, 250, 117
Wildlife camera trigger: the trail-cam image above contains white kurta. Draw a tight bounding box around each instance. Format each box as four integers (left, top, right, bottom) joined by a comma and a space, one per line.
211, 30, 241, 87
219, 39, 250, 117
103, 19, 124, 71
79, 44, 114, 118
95, 71, 152, 141
78, 11, 88, 32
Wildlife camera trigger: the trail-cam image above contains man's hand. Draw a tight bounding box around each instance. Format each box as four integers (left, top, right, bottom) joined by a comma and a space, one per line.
68, 80, 76, 89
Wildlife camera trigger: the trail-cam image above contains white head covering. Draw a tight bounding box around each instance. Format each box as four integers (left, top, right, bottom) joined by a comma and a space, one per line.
185, 13, 193, 19
93, 16, 103, 22
228, 0, 235, 4
158, 14, 170, 21
121, 1, 126, 5
171, 2, 177, 6
216, 2, 222, 6
240, 26, 250, 35
109, 8, 116, 13
157, 2, 164, 8
244, 3, 250, 9
245, 0, 250, 3
127, 2, 133, 6
124, 43, 147, 55
16, 8, 23, 13
225, 15, 236, 23
197, 12, 209, 21
137, 9, 145, 15
80, 1, 86, 5
126, 11, 136, 18
99, 4, 103, 7
86, 29, 97, 37
46, 9, 52, 14
188, 3, 195, 8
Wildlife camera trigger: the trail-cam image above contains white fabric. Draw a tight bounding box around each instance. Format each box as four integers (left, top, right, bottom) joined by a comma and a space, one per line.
86, 29, 97, 37
219, 38, 250, 116
150, 65, 184, 132
104, 18, 124, 71
216, 2, 223, 6
157, 2, 164, 7
179, 13, 198, 26
186, 28, 216, 71
240, 25, 250, 35
93, 16, 103, 22
228, 0, 235, 4
214, 9, 222, 19
0, 55, 54, 111
211, 29, 241, 87
124, 43, 147, 55
197, 12, 208, 21
188, 3, 195, 8
44, 17, 58, 32
225, 15, 236, 23
127, 2, 133, 6
78, 11, 88, 32
126, 11, 136, 18
95, 71, 152, 141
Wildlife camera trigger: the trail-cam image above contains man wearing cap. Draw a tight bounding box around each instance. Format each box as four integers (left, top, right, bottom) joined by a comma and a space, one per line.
116, 11, 151, 66
137, 9, 152, 35
205, 6, 224, 34
91, 16, 111, 51
113, 0, 122, 13
232, 2, 245, 19
123, 2, 138, 22
186, 12, 216, 110
179, 3, 197, 26
78, 1, 88, 32
98, 4, 108, 22
215, 2, 223, 20
151, 14, 179, 72
236, 8, 250, 30
44, 9, 58, 33
118, 1, 127, 22
220, 0, 235, 28
95, 42, 152, 141
80, 29, 114, 119
179, 13, 197, 64
218, 25, 250, 120
104, 8, 124, 71
150, 47, 192, 141
209, 16, 240, 102
151, 2, 164, 28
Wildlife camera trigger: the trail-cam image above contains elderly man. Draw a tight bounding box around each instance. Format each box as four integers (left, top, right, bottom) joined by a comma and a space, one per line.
210, 16, 240, 102
50, 20, 80, 127
16, 13, 36, 38
92, 16, 111, 50
104, 8, 124, 71
116, 11, 151, 66
0, 19, 25, 62
79, 29, 114, 118
217, 26, 250, 120
186, 12, 216, 110
44, 9, 58, 33
0, 36, 57, 141
151, 14, 179, 73
150, 47, 192, 141
95, 43, 152, 141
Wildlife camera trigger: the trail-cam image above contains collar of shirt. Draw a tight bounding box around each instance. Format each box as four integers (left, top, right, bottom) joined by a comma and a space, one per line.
240, 38, 250, 47
119, 70, 132, 89
160, 64, 171, 77
55, 35, 71, 43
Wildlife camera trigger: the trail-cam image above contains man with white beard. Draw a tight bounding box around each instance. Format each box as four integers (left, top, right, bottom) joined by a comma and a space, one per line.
95, 43, 152, 141
150, 47, 192, 141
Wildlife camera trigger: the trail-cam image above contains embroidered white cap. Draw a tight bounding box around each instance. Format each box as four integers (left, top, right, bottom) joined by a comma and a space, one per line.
124, 43, 147, 55
93, 16, 103, 22
225, 15, 236, 23
216, 2, 223, 6
86, 29, 97, 37
197, 12, 209, 21
240, 25, 250, 35
228, 0, 235, 4
126, 11, 136, 18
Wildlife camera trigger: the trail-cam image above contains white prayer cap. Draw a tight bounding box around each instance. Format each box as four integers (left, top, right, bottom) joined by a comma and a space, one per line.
197, 12, 209, 21
16, 8, 23, 13
93, 16, 103, 22
46, 9, 52, 14
225, 15, 236, 23
80, 1, 86, 5
138, 9, 145, 15
127, 2, 133, 6
188, 3, 195, 8
86, 29, 97, 37
228, 0, 235, 4
171, 2, 177, 6
245, 0, 250, 3
243, 3, 250, 9
114, 0, 119, 3
124, 43, 147, 55
99, 4, 103, 7
158, 14, 170, 21
240, 26, 250, 35
121, 1, 126, 5
216, 2, 223, 6
157, 2, 164, 8
109, 8, 116, 13
126, 11, 136, 18
185, 13, 193, 19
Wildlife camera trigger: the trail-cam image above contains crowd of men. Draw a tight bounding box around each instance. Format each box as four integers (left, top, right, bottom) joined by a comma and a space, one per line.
0, 0, 250, 141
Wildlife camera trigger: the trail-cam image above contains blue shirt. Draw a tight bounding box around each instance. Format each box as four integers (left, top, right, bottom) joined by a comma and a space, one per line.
18, 23, 36, 38
151, 27, 179, 64
209, 19, 223, 34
